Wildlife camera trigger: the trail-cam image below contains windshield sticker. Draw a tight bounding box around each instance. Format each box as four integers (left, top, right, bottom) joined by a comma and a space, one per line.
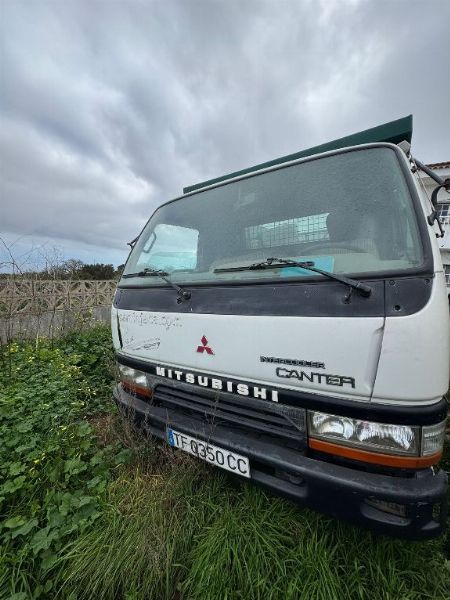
280, 256, 334, 277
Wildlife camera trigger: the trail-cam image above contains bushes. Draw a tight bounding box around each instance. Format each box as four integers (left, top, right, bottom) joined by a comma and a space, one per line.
0, 326, 129, 598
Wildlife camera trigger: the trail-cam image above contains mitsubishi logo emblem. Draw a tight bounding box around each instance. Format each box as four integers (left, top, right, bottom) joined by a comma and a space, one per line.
197, 335, 214, 355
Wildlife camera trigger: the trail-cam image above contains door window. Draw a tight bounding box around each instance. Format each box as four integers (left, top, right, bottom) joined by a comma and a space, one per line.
135, 224, 198, 272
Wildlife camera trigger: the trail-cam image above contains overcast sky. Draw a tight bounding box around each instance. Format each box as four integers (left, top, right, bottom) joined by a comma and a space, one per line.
1, 0, 449, 270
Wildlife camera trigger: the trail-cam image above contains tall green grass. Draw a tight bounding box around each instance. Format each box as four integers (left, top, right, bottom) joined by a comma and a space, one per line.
57, 440, 450, 600
56, 453, 213, 599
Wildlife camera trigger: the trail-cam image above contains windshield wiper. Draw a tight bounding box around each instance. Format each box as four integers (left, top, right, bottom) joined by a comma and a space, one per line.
214, 257, 372, 298
122, 268, 191, 303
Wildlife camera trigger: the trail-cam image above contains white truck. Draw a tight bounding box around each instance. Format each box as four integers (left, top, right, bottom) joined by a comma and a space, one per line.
112, 116, 449, 539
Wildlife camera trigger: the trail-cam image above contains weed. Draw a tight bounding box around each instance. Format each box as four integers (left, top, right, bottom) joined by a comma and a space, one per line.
0, 326, 127, 598
56, 459, 213, 599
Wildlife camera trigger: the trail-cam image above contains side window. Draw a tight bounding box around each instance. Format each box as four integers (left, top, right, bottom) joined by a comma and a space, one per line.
135, 224, 198, 272
244, 213, 329, 250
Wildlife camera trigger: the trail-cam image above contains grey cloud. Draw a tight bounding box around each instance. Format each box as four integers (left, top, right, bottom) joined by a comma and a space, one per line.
0, 0, 449, 264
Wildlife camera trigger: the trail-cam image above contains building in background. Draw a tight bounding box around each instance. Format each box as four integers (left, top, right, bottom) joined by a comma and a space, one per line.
419, 161, 450, 290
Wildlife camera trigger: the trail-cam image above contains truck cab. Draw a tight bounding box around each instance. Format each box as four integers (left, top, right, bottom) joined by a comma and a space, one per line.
112, 116, 449, 539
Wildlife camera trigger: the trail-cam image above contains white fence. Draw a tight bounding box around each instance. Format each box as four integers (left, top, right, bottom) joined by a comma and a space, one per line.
0, 279, 117, 342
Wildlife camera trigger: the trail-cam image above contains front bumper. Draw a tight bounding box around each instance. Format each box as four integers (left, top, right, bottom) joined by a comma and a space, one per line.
114, 385, 448, 540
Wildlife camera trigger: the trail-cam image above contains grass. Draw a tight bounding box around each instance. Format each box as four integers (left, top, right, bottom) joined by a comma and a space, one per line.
0, 326, 449, 599
57, 452, 450, 600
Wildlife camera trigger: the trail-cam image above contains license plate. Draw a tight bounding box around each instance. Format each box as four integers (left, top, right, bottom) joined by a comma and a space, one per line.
167, 428, 250, 478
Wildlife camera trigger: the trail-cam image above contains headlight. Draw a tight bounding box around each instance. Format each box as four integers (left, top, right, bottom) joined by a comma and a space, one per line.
308, 410, 446, 467
118, 364, 152, 398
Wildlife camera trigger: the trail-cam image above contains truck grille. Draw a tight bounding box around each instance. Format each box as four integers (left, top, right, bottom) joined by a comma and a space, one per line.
153, 384, 306, 447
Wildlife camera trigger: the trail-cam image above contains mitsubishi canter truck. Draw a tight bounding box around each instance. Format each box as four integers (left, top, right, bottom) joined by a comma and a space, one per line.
112, 116, 450, 539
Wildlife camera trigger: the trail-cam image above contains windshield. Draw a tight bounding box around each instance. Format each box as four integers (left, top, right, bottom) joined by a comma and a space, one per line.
123, 147, 424, 285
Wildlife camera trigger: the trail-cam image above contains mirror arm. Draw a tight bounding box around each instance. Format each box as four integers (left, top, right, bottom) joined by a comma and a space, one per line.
427, 181, 450, 238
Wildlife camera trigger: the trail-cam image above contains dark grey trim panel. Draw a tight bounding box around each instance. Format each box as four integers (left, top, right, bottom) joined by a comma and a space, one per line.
384, 276, 433, 316
114, 277, 432, 318
115, 353, 448, 425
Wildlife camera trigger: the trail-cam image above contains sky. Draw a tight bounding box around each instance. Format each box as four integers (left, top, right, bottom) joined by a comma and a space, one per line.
1, 0, 449, 271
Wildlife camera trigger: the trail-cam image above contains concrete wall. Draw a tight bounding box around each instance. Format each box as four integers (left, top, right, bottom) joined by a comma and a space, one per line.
0, 279, 115, 343
0, 306, 111, 343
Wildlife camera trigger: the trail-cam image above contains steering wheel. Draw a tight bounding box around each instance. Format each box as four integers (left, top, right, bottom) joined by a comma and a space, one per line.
300, 241, 367, 254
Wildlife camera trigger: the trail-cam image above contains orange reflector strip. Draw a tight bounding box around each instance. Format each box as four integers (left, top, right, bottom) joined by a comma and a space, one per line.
309, 438, 442, 468
121, 381, 152, 398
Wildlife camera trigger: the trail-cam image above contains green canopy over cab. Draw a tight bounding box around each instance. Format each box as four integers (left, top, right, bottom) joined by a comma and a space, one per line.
183, 114, 413, 194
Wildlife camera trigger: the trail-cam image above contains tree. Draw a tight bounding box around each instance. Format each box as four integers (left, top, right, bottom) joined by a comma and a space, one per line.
77, 263, 116, 280
115, 264, 125, 278
62, 259, 85, 278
